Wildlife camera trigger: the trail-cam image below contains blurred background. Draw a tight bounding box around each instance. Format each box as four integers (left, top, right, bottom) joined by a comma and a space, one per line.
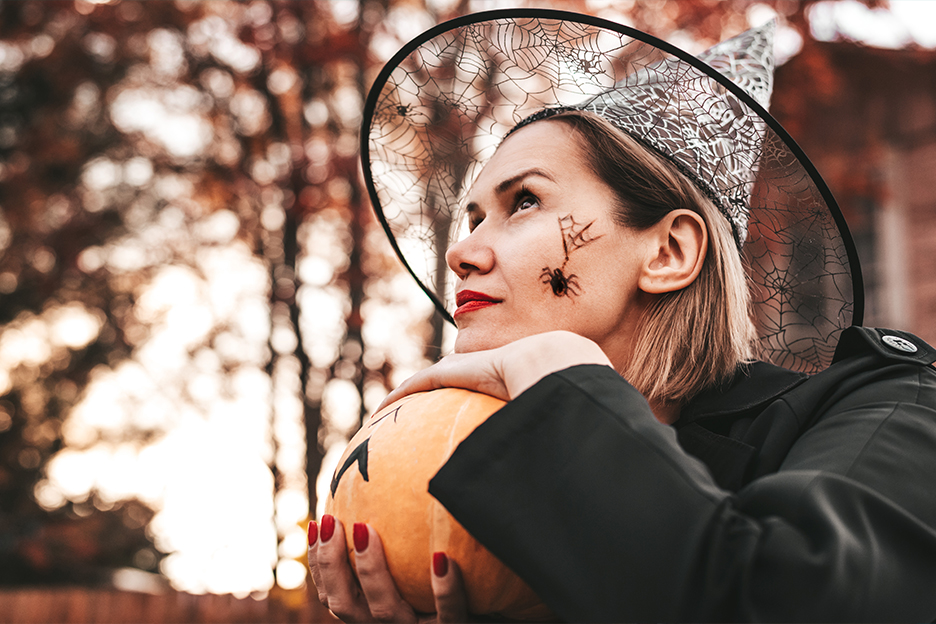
0, 0, 933, 621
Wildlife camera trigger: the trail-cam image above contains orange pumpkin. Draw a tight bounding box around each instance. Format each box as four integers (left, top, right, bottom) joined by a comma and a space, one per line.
324, 388, 551, 620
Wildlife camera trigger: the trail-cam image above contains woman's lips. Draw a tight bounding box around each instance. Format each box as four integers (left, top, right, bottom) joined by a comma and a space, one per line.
454, 290, 501, 317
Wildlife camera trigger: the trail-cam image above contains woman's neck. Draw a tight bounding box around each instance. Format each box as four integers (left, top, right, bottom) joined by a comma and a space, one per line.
649, 399, 680, 425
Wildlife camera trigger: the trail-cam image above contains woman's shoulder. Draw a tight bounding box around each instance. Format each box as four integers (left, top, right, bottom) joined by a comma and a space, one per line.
676, 326, 936, 491
830, 325, 936, 367
798, 325, 936, 414
683, 326, 936, 420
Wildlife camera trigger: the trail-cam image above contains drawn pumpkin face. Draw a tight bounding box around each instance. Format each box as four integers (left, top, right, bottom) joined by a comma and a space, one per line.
324, 388, 550, 619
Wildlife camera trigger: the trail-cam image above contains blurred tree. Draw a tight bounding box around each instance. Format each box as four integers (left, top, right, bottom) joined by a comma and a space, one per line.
0, 0, 894, 600
0, 0, 177, 584
0, 0, 435, 594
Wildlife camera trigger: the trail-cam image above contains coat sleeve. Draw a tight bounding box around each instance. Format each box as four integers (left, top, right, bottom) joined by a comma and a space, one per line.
428, 363, 936, 622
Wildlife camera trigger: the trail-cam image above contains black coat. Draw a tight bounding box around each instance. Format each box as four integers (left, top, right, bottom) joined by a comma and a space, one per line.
429, 326, 936, 622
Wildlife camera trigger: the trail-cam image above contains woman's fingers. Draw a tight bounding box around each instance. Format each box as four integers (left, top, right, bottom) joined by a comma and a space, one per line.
307, 521, 326, 606
312, 515, 373, 623
431, 552, 468, 623
378, 352, 507, 410
378, 331, 613, 410
309, 520, 472, 623
353, 523, 418, 623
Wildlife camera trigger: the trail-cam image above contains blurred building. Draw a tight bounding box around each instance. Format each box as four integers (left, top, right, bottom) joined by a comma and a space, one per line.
774, 39, 936, 342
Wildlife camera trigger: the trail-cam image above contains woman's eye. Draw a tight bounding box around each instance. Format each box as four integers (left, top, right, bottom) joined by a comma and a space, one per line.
515, 192, 539, 212
466, 206, 484, 232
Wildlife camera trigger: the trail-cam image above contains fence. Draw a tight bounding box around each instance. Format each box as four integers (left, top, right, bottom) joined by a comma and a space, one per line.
0, 587, 336, 623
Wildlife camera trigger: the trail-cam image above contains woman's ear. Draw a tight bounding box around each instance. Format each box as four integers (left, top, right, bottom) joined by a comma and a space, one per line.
638, 210, 707, 294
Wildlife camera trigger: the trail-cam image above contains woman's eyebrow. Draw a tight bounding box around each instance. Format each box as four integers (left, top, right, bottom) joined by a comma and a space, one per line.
465, 168, 557, 213
494, 168, 556, 194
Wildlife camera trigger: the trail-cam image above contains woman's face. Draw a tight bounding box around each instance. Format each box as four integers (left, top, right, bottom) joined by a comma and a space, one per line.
447, 120, 653, 363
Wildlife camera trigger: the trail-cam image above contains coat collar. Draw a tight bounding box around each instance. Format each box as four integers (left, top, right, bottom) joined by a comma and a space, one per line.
676, 361, 808, 427
679, 326, 936, 428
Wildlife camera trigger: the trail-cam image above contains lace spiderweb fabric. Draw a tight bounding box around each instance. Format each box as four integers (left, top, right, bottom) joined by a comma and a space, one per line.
361, 9, 863, 374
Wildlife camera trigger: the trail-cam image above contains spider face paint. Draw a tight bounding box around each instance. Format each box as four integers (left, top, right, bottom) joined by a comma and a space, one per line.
540, 214, 602, 297
541, 266, 579, 297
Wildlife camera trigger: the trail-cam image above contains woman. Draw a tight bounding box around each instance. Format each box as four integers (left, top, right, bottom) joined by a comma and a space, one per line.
310, 10, 936, 622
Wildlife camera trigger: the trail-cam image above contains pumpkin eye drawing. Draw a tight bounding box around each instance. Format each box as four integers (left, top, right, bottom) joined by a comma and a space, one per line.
329, 401, 407, 496
324, 388, 551, 620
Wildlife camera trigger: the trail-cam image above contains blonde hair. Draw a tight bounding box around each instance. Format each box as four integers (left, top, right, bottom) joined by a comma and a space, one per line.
548, 110, 757, 404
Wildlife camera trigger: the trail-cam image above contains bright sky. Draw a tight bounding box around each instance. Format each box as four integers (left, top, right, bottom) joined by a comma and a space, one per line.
810, 0, 936, 48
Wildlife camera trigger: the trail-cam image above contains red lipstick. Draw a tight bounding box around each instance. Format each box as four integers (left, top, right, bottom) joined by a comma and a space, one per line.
454, 290, 501, 317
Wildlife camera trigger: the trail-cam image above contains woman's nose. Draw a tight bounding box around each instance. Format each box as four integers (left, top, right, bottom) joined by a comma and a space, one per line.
445, 228, 494, 279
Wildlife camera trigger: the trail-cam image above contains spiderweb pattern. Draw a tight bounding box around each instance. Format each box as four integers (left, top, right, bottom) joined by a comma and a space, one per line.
364, 12, 860, 374
584, 22, 776, 246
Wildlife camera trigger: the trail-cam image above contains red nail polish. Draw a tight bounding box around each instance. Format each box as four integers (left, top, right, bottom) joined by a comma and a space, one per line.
432, 552, 448, 577
308, 521, 318, 546
353, 523, 369, 552
320, 514, 335, 542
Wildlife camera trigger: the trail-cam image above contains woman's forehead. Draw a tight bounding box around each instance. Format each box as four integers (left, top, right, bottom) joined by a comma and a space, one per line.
468, 121, 585, 194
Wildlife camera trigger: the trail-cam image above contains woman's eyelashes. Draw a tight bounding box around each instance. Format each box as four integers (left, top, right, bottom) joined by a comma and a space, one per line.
467, 188, 540, 232
466, 205, 484, 231
511, 187, 540, 214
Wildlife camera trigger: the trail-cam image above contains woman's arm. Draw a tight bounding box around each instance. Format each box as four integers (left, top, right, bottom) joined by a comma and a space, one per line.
429, 359, 936, 622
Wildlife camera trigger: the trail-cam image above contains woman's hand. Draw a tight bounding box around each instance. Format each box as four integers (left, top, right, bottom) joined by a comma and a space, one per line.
380, 330, 613, 409
308, 516, 467, 623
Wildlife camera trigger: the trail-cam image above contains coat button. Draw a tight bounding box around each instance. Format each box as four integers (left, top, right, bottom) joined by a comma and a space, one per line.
882, 334, 918, 353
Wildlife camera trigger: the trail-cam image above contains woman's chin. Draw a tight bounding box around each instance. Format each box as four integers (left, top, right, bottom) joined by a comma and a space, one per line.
452, 330, 496, 354
453, 326, 532, 354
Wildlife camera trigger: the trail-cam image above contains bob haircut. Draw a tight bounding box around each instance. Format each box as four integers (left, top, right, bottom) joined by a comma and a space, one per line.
540, 110, 757, 404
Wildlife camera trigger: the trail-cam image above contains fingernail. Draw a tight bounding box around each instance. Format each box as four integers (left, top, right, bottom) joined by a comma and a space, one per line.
352, 523, 369, 552
308, 521, 318, 546
432, 552, 448, 577
320, 514, 335, 542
